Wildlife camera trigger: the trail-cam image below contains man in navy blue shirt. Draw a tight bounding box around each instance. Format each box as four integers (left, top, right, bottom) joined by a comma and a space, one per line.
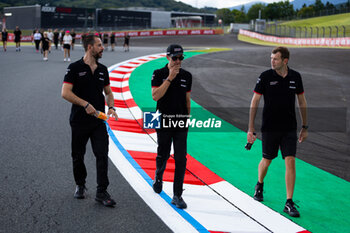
247, 47, 308, 217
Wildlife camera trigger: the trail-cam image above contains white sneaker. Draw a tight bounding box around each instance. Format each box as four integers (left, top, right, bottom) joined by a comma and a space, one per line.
68, 58, 71, 62
64, 58, 66, 62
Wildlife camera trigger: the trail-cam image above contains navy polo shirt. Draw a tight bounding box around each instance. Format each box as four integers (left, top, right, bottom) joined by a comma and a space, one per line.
64, 58, 110, 127
254, 68, 304, 132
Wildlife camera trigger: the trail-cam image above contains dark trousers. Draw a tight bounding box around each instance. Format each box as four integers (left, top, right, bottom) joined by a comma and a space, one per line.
71, 123, 109, 192
34, 40, 40, 50
156, 130, 188, 197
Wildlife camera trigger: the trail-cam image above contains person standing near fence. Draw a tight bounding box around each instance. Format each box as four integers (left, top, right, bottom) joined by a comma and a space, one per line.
14, 26, 22, 52
247, 46, 308, 218
2, 28, 8, 52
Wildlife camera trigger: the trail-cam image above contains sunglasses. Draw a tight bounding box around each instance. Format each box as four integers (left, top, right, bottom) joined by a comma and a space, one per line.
171, 55, 184, 61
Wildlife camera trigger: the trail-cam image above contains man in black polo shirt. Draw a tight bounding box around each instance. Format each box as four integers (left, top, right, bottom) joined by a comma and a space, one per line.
151, 44, 192, 209
61, 34, 118, 207
247, 47, 308, 217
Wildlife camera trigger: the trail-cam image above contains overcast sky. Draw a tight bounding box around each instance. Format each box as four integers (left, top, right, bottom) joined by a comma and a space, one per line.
176, 0, 277, 9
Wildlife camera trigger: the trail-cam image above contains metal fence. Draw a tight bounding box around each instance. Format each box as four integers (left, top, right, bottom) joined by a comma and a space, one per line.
265, 24, 350, 38
279, 6, 350, 21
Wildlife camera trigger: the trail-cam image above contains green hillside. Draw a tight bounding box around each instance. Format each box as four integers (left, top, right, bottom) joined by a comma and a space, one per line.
266, 13, 350, 37
280, 13, 350, 27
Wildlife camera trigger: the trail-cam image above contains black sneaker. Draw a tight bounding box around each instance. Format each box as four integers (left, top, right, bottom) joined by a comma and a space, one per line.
74, 185, 87, 199
171, 196, 187, 209
95, 191, 116, 207
152, 177, 163, 194
253, 182, 264, 202
284, 200, 300, 217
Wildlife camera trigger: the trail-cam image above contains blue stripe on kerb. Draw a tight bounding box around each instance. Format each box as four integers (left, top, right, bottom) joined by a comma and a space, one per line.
105, 121, 209, 232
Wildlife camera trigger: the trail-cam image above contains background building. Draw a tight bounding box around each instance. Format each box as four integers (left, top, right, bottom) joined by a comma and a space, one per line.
3, 5, 215, 30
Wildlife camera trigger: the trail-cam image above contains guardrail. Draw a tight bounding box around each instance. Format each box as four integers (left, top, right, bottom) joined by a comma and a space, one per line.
265, 25, 350, 38
5, 28, 224, 42
239, 29, 350, 48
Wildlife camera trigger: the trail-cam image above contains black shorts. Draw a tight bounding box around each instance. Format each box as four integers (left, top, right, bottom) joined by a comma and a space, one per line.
262, 130, 297, 160
63, 44, 71, 50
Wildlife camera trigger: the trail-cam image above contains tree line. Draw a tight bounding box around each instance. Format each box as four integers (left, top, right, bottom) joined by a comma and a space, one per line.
216, 0, 350, 24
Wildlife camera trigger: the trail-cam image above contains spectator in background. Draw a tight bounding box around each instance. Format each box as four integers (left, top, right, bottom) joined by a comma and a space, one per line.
47, 29, 54, 52
103, 33, 109, 51
40, 29, 45, 53
32, 28, 37, 44
41, 32, 50, 61
14, 26, 22, 52
59, 30, 64, 50
123, 33, 130, 52
33, 29, 42, 53
71, 29, 76, 50
2, 28, 8, 52
110, 32, 116, 52
63, 30, 73, 62
53, 29, 59, 50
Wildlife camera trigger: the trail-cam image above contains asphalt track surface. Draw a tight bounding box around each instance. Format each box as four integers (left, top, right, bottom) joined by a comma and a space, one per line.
0, 34, 349, 232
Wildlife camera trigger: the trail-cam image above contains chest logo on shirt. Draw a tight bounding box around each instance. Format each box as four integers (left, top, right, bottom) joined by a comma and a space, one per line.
78, 72, 86, 77
99, 72, 104, 81
290, 81, 295, 84
270, 81, 278, 86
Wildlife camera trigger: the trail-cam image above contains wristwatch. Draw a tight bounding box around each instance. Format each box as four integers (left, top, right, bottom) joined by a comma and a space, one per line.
109, 106, 116, 111
302, 125, 309, 130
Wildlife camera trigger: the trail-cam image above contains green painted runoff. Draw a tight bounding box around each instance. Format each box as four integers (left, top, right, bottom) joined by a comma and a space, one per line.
128, 51, 350, 233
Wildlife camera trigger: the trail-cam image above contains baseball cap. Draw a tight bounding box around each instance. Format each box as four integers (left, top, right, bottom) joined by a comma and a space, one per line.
166, 44, 183, 57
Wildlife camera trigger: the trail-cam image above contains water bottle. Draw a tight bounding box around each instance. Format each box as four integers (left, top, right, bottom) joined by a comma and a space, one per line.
95, 111, 108, 121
